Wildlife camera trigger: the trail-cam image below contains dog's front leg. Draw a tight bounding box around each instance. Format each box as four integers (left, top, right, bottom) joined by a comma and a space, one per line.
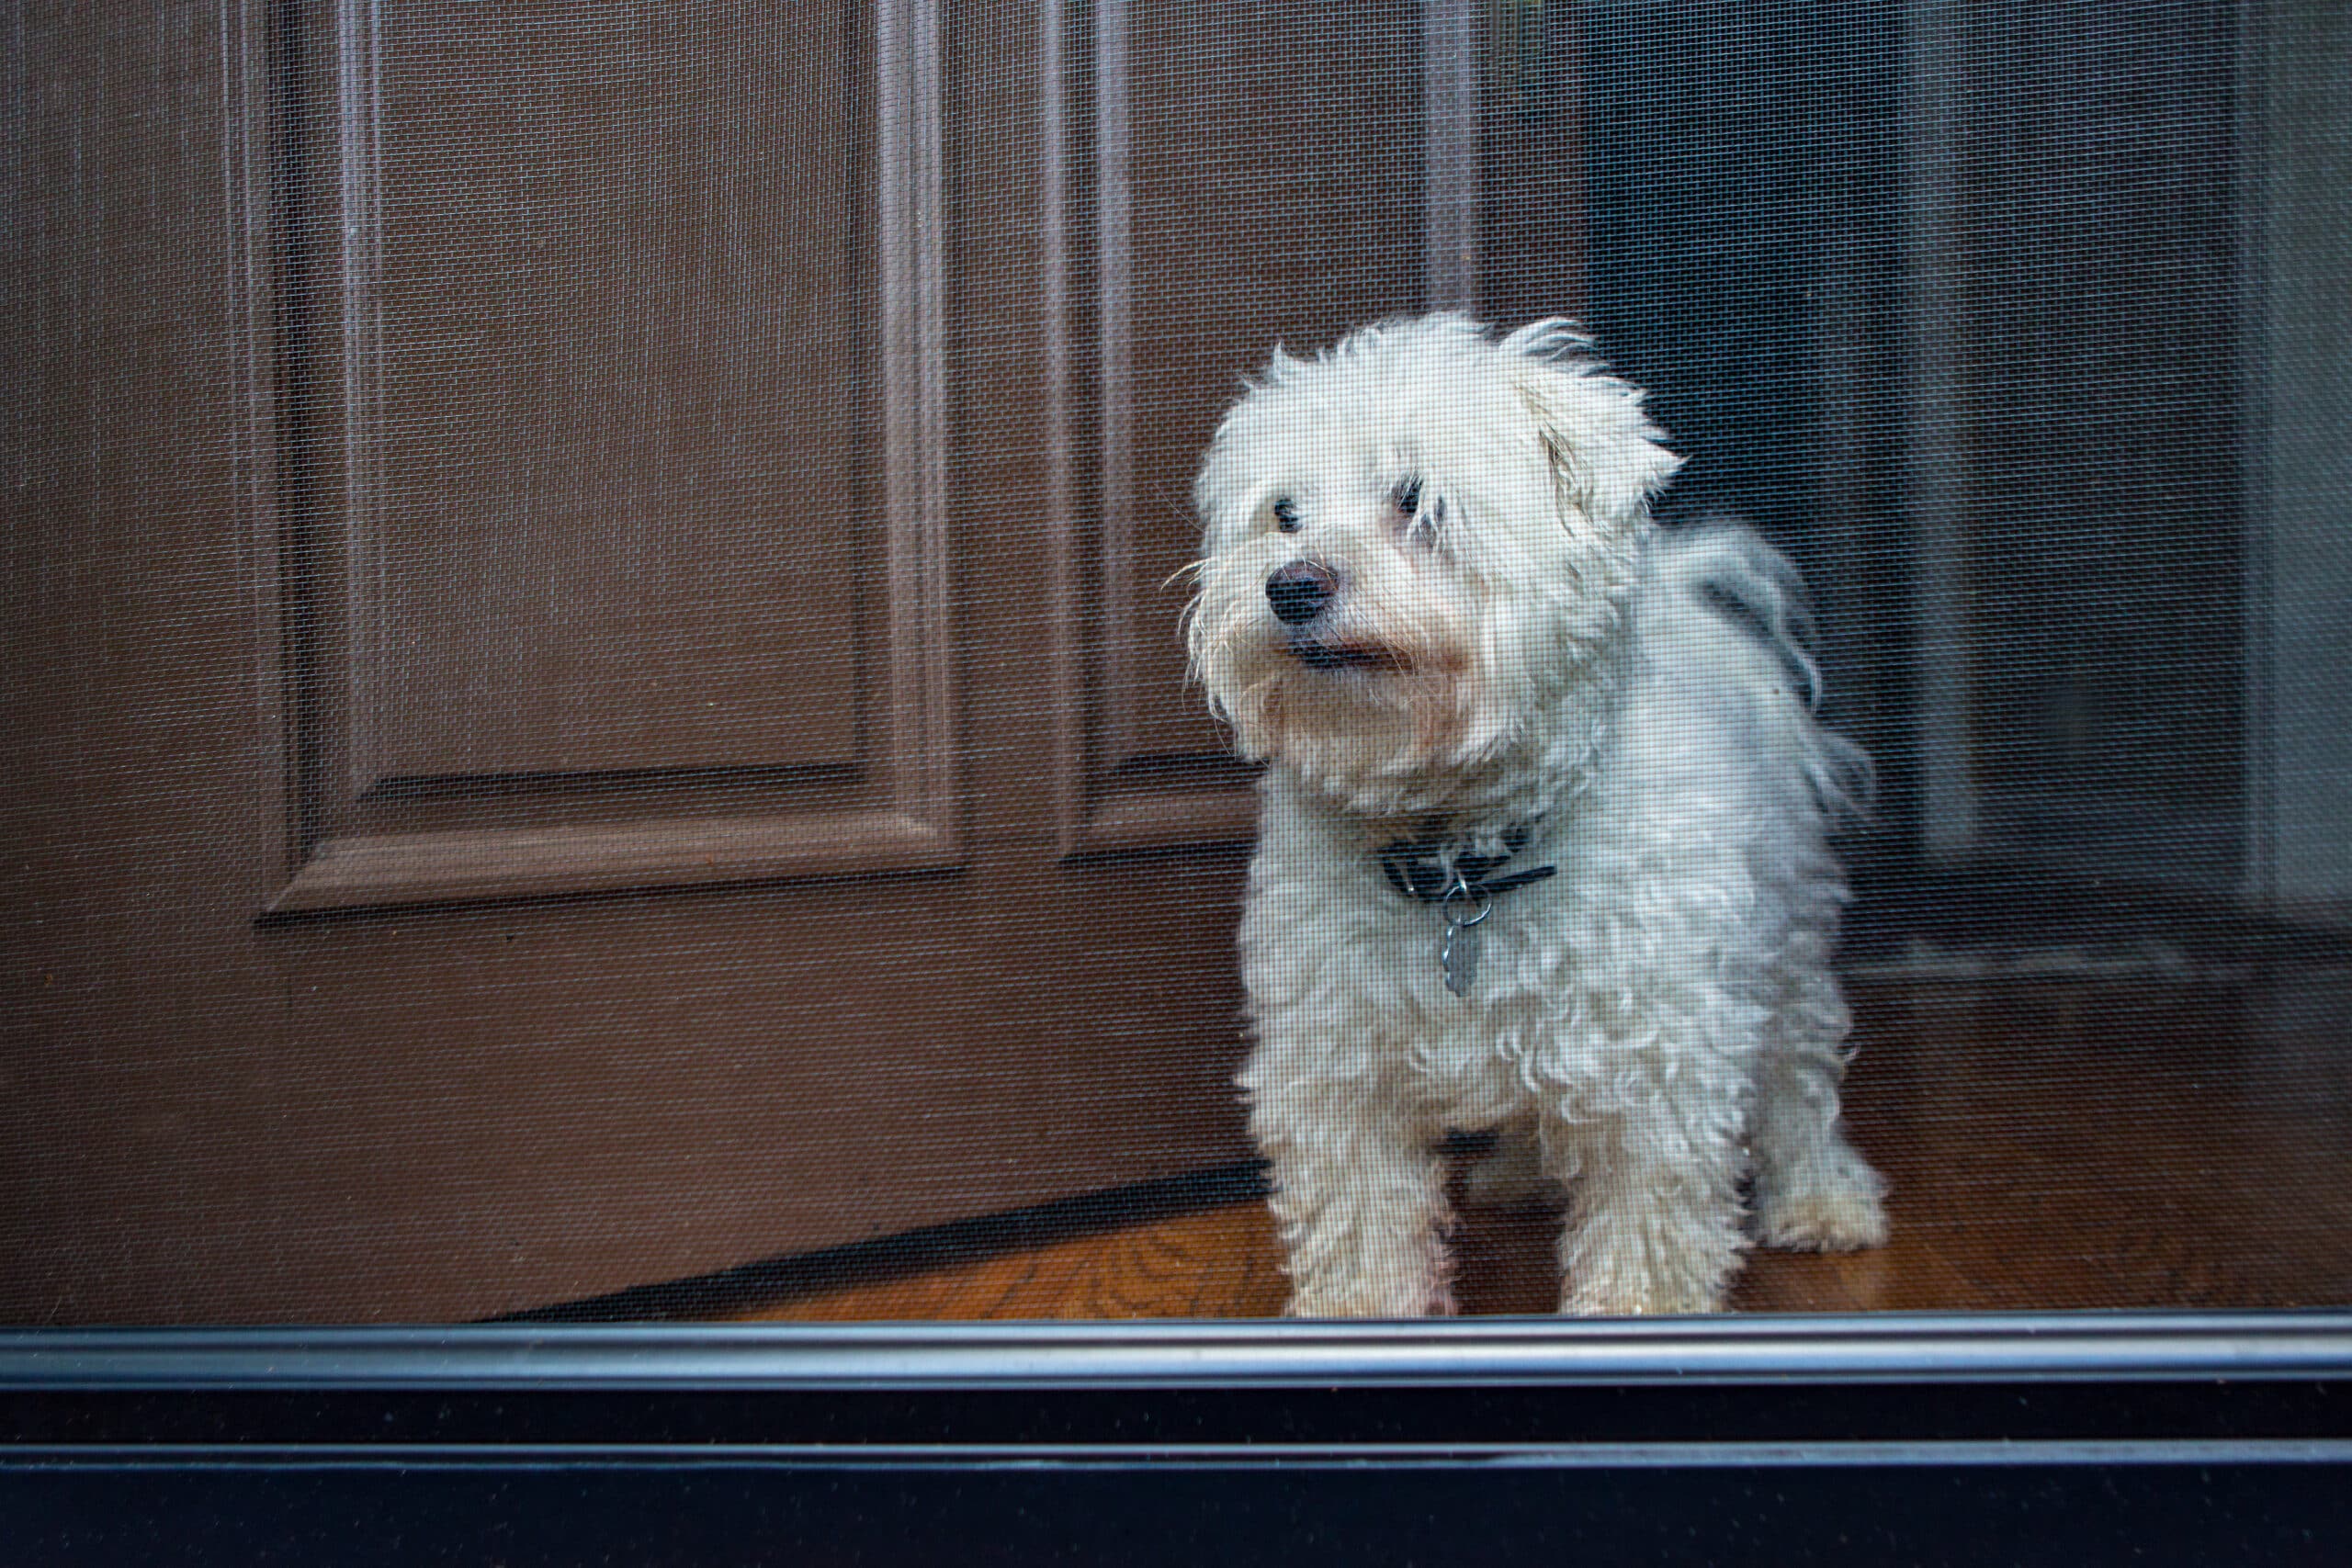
1245, 1077, 1454, 1318
1544, 1101, 1749, 1317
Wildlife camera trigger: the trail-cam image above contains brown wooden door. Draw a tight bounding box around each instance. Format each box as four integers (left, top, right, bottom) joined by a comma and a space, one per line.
2, 0, 1575, 1322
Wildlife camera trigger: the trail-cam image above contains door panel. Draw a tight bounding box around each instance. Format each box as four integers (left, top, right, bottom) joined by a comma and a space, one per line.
1110, 0, 1425, 764
1060, 0, 1428, 852
362, 0, 866, 780
2, 0, 1484, 1321
276, 0, 957, 912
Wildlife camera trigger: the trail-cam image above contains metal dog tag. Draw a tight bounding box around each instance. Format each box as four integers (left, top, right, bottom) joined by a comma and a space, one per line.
1441, 919, 1479, 996
1439, 877, 1492, 998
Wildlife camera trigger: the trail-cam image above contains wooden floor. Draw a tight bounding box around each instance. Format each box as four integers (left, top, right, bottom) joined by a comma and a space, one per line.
621, 956, 2352, 1322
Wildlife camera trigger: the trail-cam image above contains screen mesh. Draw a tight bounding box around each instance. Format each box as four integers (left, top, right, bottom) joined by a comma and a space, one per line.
2, 0, 2346, 1324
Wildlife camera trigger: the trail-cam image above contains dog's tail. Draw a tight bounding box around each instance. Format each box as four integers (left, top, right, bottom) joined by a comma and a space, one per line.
1650, 516, 1875, 821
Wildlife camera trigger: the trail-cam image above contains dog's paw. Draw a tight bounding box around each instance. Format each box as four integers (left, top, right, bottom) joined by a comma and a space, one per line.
1284, 1280, 1458, 1319
1558, 1235, 1737, 1316
1753, 1168, 1890, 1253
1558, 1280, 1729, 1317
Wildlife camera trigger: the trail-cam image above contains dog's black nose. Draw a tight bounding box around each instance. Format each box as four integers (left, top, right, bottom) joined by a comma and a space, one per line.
1266, 561, 1336, 625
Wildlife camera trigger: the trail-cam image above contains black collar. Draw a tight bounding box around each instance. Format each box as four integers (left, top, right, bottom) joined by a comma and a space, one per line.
1376, 820, 1557, 904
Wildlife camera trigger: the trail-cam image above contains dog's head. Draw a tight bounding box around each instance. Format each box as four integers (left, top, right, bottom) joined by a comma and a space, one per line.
1184, 314, 1680, 813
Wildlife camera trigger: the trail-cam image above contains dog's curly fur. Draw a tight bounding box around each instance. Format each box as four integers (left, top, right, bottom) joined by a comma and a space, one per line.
1185, 314, 1888, 1317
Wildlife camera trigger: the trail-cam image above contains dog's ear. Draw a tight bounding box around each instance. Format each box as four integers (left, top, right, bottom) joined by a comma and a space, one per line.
1500, 320, 1682, 533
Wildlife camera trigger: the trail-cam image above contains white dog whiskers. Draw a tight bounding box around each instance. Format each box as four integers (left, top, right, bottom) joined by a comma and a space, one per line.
1185, 313, 1888, 1317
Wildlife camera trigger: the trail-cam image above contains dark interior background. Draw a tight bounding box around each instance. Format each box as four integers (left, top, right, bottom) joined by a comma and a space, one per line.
1580, 0, 2254, 898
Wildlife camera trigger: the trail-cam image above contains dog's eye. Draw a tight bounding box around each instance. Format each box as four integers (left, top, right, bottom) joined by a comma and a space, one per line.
1394, 480, 1444, 546
1272, 497, 1300, 534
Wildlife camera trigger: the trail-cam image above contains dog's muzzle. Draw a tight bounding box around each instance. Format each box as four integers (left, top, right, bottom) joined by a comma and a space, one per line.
1266, 560, 1335, 625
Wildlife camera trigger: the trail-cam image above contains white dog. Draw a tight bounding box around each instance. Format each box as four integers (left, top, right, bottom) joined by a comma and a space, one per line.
1184, 314, 1888, 1316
